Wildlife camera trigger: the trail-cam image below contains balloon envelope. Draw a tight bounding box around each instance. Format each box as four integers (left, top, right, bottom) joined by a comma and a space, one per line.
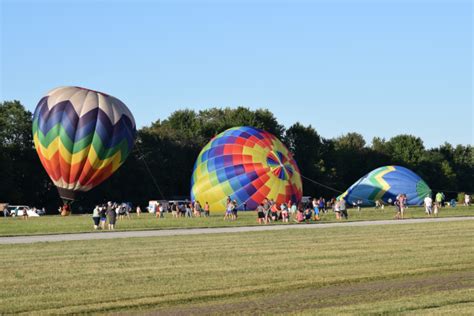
32, 86, 136, 201
191, 126, 303, 211
339, 165, 431, 206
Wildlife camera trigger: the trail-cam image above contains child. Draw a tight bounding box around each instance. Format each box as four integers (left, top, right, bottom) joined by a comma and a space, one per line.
224, 202, 233, 220
281, 203, 289, 223
295, 209, 305, 223
334, 201, 341, 220
271, 202, 278, 221
313, 205, 320, 221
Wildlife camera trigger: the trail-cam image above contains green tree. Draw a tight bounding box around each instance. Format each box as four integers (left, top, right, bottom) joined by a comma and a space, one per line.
0, 101, 55, 206
284, 123, 323, 196
385, 135, 425, 166
328, 133, 371, 191
0, 100, 33, 148
334, 132, 366, 151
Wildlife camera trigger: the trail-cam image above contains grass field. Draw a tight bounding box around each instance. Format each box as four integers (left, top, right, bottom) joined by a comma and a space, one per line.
0, 205, 473, 237
1, 220, 473, 314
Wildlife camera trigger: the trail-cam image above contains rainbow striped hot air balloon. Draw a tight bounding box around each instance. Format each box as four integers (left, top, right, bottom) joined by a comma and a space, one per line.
339, 165, 431, 206
191, 126, 303, 212
32, 86, 136, 202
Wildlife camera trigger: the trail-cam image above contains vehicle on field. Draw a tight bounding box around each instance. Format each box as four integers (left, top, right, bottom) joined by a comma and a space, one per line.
7, 205, 40, 217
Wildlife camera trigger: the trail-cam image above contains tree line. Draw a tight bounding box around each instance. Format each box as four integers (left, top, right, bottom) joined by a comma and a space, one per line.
1, 101, 472, 212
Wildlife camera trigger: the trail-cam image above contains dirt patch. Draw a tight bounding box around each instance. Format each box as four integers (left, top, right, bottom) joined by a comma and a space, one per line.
143, 271, 474, 315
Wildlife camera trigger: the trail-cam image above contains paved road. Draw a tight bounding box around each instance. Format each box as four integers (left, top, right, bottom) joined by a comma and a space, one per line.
1, 217, 473, 245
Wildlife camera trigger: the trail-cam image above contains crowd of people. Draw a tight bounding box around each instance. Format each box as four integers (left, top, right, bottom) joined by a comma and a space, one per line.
422, 192, 471, 217
148, 201, 211, 218
252, 197, 349, 224
91, 202, 132, 230
87, 192, 471, 229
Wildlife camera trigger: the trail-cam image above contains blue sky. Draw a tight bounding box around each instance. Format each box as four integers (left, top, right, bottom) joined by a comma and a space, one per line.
1, 0, 472, 148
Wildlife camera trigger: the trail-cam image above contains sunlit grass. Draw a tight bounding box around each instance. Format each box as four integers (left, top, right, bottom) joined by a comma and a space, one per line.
0, 220, 472, 314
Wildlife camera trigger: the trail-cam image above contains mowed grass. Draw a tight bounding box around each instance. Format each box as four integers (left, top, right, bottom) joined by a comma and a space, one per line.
0, 205, 473, 236
1, 220, 473, 315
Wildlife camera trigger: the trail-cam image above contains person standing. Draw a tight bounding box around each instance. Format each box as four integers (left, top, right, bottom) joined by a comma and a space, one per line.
435, 192, 443, 209
401, 194, 407, 219
394, 195, 402, 219
22, 207, 29, 220
107, 202, 116, 230
99, 205, 107, 229
224, 200, 233, 220
312, 198, 318, 215
313, 204, 320, 221
231, 200, 238, 220
194, 201, 202, 217
171, 203, 178, 218
92, 205, 100, 229
178, 203, 185, 217
424, 195, 433, 216
339, 198, 348, 219
263, 199, 271, 224
159, 203, 165, 218
318, 198, 325, 214
155, 203, 161, 218
136, 206, 141, 217
334, 200, 341, 220
185, 202, 193, 218
270, 202, 278, 222
204, 202, 210, 217
256, 203, 265, 224
281, 203, 289, 223
464, 193, 471, 206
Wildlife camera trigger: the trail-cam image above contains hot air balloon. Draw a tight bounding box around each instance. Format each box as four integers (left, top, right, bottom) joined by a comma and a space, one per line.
339, 165, 431, 206
32, 86, 136, 209
191, 126, 303, 211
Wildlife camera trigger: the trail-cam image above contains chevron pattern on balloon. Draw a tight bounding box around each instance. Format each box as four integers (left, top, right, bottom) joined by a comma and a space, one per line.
32, 86, 136, 193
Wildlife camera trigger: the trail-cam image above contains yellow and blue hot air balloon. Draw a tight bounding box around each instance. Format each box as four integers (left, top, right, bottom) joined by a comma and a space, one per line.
339, 166, 431, 206
191, 126, 303, 211
32, 86, 136, 203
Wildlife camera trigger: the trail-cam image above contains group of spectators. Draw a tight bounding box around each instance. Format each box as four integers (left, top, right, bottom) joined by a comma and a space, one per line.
254, 197, 349, 224
148, 201, 211, 219
91, 202, 132, 230
86, 192, 472, 230
422, 192, 471, 216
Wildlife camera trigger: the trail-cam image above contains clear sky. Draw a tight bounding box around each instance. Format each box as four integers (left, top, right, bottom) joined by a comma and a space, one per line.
1, 0, 472, 148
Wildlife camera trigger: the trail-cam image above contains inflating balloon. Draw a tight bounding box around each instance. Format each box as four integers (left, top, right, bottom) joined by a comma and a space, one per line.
191, 126, 303, 211
32, 86, 136, 204
339, 165, 431, 206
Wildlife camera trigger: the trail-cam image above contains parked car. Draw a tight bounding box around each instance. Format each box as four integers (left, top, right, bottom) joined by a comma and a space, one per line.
7, 205, 29, 216
7, 205, 40, 217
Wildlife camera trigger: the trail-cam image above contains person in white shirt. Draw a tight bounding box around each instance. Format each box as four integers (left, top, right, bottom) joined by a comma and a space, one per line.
464, 194, 471, 206
424, 195, 433, 216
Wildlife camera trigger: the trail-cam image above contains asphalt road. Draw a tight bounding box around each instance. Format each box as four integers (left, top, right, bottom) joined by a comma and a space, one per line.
1, 217, 473, 245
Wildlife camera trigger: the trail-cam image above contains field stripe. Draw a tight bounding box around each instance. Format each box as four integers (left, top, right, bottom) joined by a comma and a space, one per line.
1, 217, 473, 245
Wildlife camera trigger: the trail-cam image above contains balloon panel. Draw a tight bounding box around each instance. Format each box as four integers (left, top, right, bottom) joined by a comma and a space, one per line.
32, 86, 136, 194
191, 126, 303, 211
339, 165, 431, 205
